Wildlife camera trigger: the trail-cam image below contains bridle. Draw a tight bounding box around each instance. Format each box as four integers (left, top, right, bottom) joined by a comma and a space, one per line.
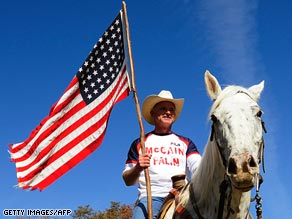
207, 90, 267, 219
209, 114, 267, 219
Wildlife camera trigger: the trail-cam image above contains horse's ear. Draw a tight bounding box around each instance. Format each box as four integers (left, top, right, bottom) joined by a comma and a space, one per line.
248, 81, 265, 102
204, 70, 222, 101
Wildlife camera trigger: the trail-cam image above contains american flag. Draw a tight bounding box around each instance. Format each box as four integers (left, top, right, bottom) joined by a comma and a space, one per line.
9, 11, 131, 191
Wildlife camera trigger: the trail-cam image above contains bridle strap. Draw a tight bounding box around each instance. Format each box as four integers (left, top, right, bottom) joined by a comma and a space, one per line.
260, 120, 267, 173
218, 177, 230, 219
210, 123, 231, 219
210, 122, 227, 168
189, 176, 231, 219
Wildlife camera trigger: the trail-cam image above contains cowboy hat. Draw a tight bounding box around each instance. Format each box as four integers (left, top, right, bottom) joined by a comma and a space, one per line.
142, 90, 184, 125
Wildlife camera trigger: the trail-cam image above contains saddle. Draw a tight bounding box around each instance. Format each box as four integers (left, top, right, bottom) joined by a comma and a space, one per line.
158, 174, 186, 219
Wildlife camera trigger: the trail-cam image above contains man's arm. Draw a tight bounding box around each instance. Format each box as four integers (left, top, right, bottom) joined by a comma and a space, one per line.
122, 153, 152, 186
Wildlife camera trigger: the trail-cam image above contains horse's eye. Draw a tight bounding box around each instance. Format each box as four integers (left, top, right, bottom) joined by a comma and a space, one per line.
256, 110, 262, 117
211, 115, 218, 123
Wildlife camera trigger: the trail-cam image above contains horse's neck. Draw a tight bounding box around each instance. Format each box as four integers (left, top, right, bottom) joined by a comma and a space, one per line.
191, 140, 224, 205
189, 140, 251, 219
189, 140, 224, 216
224, 188, 251, 219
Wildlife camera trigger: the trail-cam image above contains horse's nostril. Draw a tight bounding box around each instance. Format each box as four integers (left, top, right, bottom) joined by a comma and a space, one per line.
228, 157, 237, 175
248, 156, 257, 168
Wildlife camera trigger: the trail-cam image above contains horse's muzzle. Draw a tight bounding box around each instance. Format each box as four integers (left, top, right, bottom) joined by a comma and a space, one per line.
227, 152, 259, 192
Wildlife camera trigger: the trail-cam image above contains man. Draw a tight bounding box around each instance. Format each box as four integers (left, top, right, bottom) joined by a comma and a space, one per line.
123, 90, 201, 219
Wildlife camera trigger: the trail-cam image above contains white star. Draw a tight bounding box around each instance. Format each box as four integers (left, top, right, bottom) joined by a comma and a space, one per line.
90, 82, 95, 88
87, 94, 92, 99
100, 84, 105, 90
103, 72, 108, 78
84, 87, 89, 93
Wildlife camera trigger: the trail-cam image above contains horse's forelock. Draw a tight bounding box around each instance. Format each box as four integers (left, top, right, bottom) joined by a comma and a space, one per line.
208, 85, 255, 118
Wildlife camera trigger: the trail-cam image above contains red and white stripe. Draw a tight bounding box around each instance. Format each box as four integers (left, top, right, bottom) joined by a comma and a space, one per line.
10, 62, 130, 190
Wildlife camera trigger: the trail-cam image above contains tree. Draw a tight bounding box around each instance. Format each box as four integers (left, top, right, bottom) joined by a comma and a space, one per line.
17, 216, 58, 219
71, 205, 98, 219
72, 202, 132, 219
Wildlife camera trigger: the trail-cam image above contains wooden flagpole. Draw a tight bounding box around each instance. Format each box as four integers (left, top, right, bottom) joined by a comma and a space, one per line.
122, 2, 153, 219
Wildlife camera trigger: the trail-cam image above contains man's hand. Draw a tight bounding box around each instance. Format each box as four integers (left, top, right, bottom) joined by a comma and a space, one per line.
122, 153, 152, 186
137, 153, 152, 169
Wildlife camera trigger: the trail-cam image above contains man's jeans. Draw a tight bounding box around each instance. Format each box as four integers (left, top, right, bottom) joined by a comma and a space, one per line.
132, 196, 165, 219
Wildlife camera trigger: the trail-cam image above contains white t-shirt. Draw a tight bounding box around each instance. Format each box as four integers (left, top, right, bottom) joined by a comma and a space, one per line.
123, 131, 201, 199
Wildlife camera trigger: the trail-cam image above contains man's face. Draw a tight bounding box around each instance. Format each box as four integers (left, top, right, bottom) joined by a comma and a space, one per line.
151, 101, 176, 127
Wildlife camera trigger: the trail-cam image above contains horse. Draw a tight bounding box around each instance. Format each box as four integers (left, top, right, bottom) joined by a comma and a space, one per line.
161, 71, 266, 219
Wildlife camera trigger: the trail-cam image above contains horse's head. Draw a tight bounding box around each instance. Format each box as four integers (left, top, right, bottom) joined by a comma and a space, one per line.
204, 71, 265, 192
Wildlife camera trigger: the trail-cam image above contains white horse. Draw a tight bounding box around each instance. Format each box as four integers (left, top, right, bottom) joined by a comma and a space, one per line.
162, 71, 265, 219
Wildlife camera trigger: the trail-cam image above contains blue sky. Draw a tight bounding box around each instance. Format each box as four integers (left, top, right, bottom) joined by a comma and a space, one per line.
1, 0, 291, 218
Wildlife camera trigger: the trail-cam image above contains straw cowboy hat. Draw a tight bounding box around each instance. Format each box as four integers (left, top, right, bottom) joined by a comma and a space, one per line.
142, 90, 184, 125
